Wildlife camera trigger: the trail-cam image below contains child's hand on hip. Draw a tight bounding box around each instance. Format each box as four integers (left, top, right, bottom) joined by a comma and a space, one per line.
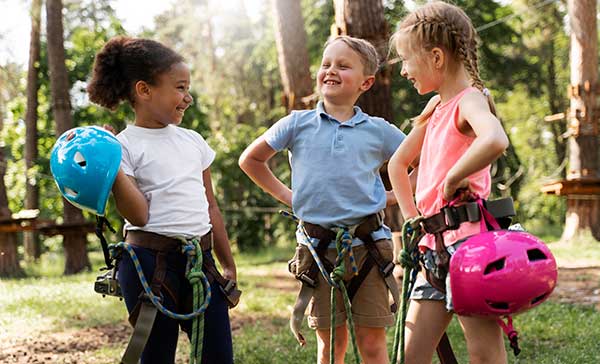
443, 178, 470, 202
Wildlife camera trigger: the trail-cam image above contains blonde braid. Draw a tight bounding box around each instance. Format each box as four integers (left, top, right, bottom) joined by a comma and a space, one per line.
463, 38, 497, 116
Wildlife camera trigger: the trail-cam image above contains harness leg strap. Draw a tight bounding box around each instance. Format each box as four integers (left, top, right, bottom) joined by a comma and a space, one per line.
121, 252, 167, 364
290, 237, 332, 346
354, 235, 400, 313
121, 298, 158, 364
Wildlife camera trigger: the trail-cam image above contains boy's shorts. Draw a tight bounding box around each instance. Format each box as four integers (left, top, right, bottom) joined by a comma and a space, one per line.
306, 239, 395, 329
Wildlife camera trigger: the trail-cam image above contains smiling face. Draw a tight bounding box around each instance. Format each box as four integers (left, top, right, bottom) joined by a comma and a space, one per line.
316, 40, 374, 106
396, 38, 441, 95
136, 62, 193, 128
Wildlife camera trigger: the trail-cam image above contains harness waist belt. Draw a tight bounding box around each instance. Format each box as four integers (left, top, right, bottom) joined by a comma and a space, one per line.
125, 230, 212, 252
303, 212, 383, 244
422, 197, 515, 234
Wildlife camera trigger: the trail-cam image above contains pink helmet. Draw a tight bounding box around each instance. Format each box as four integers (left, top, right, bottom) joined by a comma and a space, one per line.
450, 230, 557, 317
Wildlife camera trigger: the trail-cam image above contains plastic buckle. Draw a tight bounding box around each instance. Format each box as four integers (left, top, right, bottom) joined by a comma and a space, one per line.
442, 206, 460, 230
380, 261, 394, 277
297, 273, 316, 288
465, 202, 481, 222
220, 280, 242, 308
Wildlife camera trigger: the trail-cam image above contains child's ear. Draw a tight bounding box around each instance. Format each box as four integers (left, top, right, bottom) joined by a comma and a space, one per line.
135, 80, 152, 100
360, 75, 376, 91
431, 47, 445, 69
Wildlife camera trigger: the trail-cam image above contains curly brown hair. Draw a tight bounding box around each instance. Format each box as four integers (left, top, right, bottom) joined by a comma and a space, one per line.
87, 36, 184, 110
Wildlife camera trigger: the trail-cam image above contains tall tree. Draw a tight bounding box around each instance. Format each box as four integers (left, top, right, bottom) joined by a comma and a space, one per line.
46, 0, 90, 273
561, 0, 600, 241
24, 0, 43, 260
271, 0, 314, 111
333, 0, 392, 121
0, 65, 24, 278
332, 0, 401, 231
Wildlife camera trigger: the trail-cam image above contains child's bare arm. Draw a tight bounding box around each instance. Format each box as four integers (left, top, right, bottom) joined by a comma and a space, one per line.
111, 170, 148, 226
389, 123, 427, 220
238, 136, 292, 207
444, 92, 509, 200
203, 168, 236, 281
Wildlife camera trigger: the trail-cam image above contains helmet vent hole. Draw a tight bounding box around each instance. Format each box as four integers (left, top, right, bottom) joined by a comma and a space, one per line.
527, 248, 547, 261
531, 292, 549, 305
64, 187, 78, 198
484, 258, 505, 275
74, 151, 87, 167
485, 300, 509, 311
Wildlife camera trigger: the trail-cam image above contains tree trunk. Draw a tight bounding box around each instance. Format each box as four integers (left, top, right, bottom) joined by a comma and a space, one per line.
271, 0, 314, 111
46, 0, 91, 273
24, 0, 43, 260
562, 0, 600, 241
0, 114, 24, 277
333, 0, 401, 231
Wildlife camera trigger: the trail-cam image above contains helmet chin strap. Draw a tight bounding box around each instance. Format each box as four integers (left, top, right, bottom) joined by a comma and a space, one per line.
497, 316, 521, 356
95, 215, 117, 269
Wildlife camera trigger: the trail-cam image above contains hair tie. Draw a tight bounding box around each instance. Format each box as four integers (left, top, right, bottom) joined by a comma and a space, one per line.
482, 87, 490, 96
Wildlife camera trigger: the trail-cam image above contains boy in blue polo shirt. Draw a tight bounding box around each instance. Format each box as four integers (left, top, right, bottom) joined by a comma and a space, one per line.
239, 36, 405, 364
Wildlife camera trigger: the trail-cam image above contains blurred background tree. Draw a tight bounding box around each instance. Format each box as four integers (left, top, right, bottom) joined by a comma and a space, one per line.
0, 0, 594, 275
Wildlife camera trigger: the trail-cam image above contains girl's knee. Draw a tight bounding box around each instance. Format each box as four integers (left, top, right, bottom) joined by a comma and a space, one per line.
467, 341, 507, 364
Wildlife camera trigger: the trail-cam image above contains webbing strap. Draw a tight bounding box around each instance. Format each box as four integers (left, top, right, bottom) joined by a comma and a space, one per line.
121, 252, 167, 364
120, 301, 157, 364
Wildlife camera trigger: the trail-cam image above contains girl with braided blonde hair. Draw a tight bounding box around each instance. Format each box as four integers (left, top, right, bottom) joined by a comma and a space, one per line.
388, 2, 510, 364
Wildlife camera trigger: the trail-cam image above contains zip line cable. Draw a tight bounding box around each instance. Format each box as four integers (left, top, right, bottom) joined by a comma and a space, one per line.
384, 0, 560, 67
476, 0, 559, 33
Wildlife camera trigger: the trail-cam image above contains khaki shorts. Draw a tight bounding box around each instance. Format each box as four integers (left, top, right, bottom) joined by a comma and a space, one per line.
303, 239, 395, 329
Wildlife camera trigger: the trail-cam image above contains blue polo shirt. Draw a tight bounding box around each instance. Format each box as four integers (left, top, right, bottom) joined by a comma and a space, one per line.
264, 102, 405, 244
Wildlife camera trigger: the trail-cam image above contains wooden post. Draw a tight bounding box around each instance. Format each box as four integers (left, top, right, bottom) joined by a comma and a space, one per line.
562, 0, 600, 241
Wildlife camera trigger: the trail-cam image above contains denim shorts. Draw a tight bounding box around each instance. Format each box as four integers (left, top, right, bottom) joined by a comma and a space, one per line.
410, 241, 464, 311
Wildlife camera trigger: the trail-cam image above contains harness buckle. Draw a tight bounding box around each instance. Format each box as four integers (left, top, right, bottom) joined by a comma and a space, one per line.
442, 206, 460, 230
297, 272, 317, 288
465, 202, 481, 222
94, 267, 123, 298
380, 261, 394, 277
220, 280, 242, 308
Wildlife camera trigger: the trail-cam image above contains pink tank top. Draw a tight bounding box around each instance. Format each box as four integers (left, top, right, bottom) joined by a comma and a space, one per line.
415, 87, 491, 250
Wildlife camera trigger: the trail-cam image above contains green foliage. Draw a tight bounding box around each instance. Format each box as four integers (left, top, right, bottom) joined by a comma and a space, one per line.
498, 85, 566, 236
1, 0, 592, 264
209, 124, 294, 252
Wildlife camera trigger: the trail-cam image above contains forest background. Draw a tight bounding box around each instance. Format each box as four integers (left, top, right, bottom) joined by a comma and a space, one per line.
0, 0, 583, 275
1, 0, 600, 363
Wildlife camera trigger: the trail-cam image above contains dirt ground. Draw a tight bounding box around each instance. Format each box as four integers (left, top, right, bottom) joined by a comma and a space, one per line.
1, 266, 599, 364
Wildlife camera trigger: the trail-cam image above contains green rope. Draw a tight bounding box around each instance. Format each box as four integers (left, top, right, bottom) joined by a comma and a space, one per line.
329, 228, 361, 364
392, 217, 425, 364
186, 238, 207, 364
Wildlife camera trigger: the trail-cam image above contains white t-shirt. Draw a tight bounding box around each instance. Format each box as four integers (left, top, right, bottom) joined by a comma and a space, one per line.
117, 124, 216, 237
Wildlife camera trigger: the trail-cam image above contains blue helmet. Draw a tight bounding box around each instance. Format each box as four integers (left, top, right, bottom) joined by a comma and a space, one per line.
50, 126, 122, 216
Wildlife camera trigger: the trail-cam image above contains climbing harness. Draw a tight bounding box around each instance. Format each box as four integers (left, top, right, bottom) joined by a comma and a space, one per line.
93, 227, 241, 364
282, 210, 399, 364
419, 196, 516, 293
390, 196, 516, 364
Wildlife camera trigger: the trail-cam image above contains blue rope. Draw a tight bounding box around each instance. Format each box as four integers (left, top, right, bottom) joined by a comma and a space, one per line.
111, 241, 212, 320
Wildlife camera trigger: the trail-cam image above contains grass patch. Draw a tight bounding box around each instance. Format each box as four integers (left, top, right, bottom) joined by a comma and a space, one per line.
548, 233, 600, 267
2, 246, 600, 363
